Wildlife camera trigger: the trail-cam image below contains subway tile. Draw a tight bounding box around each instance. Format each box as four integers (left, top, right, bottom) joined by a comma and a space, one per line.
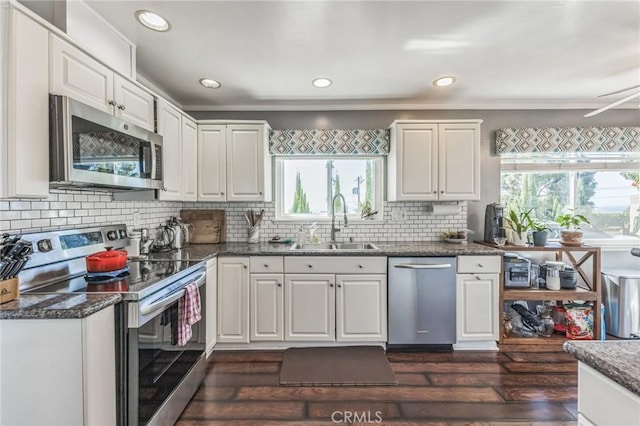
31, 202, 49, 210
10, 201, 31, 210
1, 211, 20, 221
66, 202, 81, 209
0, 221, 9, 232
0, 202, 9, 210
51, 218, 68, 227
32, 219, 51, 228
11, 219, 32, 229
50, 202, 66, 209
21, 211, 41, 220
58, 210, 74, 218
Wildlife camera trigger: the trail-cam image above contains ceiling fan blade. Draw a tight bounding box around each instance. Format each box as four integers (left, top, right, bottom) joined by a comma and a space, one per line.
584, 91, 640, 117
598, 84, 640, 97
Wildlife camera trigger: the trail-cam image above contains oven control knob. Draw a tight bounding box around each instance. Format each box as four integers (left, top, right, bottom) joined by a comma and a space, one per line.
37, 239, 53, 252
118, 229, 127, 239
107, 231, 118, 241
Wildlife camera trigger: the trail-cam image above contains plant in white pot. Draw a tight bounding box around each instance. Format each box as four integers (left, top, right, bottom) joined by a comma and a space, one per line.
505, 209, 533, 246
556, 211, 590, 246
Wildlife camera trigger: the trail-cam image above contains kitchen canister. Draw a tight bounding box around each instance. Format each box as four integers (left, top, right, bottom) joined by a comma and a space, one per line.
248, 226, 260, 244
544, 261, 563, 290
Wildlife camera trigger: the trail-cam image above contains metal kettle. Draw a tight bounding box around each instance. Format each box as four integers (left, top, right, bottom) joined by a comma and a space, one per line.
167, 217, 188, 250
153, 224, 175, 252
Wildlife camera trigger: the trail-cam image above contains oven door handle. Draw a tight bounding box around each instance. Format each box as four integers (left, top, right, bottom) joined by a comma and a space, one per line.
139, 271, 206, 316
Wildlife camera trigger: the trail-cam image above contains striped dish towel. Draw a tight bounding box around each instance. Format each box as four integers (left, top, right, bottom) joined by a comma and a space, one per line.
178, 282, 202, 346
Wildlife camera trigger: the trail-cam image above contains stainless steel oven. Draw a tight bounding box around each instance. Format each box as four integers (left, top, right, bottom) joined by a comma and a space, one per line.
124, 265, 206, 426
18, 225, 207, 426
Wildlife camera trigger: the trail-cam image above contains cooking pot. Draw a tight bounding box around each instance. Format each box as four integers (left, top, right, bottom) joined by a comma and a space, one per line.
86, 247, 128, 272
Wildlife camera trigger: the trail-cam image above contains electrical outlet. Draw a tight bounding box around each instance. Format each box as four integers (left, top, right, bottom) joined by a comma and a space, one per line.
133, 211, 141, 228
391, 210, 406, 221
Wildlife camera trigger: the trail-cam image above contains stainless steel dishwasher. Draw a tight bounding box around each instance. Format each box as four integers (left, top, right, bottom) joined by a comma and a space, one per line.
388, 257, 456, 349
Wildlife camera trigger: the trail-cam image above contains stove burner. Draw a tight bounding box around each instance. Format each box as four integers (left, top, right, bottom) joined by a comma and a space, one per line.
85, 265, 130, 283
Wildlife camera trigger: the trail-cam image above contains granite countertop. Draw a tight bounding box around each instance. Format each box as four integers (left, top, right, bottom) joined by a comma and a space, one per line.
564, 340, 640, 396
167, 241, 503, 260
0, 293, 122, 320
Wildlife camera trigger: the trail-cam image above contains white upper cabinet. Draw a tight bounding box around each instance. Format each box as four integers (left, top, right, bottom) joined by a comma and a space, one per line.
157, 100, 182, 201
387, 120, 481, 201
50, 35, 154, 131
157, 99, 200, 202
197, 125, 227, 202
197, 122, 272, 202
181, 116, 198, 202
0, 7, 50, 199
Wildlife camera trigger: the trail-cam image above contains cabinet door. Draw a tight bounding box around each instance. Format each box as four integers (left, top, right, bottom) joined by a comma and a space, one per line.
250, 273, 284, 341
50, 35, 114, 113
181, 116, 198, 202
284, 274, 335, 341
438, 123, 480, 201
336, 274, 387, 342
113, 75, 154, 131
226, 125, 266, 201
198, 125, 227, 201
217, 257, 249, 343
205, 258, 217, 357
456, 273, 499, 341
157, 100, 182, 201
388, 123, 438, 201
2, 9, 49, 198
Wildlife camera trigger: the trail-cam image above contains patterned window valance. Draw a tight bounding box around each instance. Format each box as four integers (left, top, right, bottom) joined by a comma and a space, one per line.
496, 127, 640, 155
269, 129, 390, 155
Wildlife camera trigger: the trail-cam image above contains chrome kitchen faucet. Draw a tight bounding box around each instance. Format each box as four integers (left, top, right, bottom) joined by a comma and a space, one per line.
330, 193, 348, 242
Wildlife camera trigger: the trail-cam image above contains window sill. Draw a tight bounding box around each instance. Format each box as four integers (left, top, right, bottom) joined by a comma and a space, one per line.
272, 218, 385, 225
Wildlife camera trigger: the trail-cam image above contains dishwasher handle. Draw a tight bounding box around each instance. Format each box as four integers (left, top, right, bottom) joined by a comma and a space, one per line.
394, 263, 452, 269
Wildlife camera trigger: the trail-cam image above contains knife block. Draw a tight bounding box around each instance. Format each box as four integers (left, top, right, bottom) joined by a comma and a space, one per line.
0, 278, 19, 304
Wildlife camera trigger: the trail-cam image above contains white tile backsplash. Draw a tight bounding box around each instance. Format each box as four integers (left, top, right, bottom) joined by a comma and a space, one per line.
1, 190, 468, 241
181, 200, 468, 243
0, 190, 182, 234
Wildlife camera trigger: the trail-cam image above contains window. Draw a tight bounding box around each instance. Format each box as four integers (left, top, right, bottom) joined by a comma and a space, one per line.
275, 157, 383, 221
500, 152, 640, 242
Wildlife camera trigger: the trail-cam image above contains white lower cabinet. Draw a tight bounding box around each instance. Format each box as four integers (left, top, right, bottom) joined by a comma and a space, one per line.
284, 274, 336, 341
250, 273, 284, 341
455, 273, 499, 341
578, 362, 640, 426
205, 258, 217, 357
217, 257, 249, 343
455, 255, 501, 345
282, 257, 387, 343
336, 274, 387, 342
0, 306, 116, 425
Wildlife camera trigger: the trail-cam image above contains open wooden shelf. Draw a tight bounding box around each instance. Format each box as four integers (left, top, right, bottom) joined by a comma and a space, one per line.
501, 333, 569, 346
477, 241, 603, 344
503, 287, 598, 301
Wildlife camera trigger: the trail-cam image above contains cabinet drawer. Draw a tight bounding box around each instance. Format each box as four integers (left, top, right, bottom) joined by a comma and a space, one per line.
457, 256, 501, 274
285, 257, 386, 274
250, 256, 284, 273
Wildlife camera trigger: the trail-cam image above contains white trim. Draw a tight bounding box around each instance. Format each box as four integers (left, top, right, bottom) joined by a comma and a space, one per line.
502, 162, 640, 172
183, 102, 640, 112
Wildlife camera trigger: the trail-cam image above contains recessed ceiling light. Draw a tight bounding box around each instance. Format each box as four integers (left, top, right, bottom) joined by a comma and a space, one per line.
199, 78, 221, 89
433, 76, 457, 87
312, 78, 332, 88
135, 10, 170, 32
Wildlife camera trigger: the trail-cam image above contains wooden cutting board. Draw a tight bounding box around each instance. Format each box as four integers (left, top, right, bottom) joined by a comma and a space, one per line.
180, 210, 226, 244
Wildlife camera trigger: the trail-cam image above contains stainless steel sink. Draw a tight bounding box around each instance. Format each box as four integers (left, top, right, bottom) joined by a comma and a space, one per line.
289, 242, 379, 251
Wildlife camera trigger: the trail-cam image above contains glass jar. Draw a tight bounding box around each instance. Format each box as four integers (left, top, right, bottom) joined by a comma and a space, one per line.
537, 309, 555, 337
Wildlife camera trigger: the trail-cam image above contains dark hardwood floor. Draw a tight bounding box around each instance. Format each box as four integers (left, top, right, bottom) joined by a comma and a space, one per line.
176, 345, 578, 425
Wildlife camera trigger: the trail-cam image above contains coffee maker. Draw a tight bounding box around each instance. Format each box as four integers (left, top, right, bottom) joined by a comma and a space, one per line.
484, 203, 505, 243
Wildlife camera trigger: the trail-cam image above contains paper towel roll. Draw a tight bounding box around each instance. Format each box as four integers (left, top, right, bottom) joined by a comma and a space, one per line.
429, 204, 461, 215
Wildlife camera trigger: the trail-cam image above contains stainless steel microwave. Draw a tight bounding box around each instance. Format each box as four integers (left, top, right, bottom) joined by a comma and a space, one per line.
49, 95, 163, 191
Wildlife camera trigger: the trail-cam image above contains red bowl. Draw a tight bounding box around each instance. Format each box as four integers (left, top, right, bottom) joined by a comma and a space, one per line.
86, 248, 128, 273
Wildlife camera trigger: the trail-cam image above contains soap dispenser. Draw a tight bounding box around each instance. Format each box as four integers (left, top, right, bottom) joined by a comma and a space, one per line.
309, 222, 318, 243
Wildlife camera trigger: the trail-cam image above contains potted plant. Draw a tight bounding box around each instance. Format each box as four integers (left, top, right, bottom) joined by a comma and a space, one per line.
556, 211, 590, 246
531, 221, 550, 247
504, 209, 533, 246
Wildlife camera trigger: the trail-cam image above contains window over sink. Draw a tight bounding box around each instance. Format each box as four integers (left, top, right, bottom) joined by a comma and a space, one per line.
275, 157, 383, 221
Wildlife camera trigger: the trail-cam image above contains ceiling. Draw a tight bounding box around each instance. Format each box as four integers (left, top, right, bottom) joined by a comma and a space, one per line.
83, 1, 640, 112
